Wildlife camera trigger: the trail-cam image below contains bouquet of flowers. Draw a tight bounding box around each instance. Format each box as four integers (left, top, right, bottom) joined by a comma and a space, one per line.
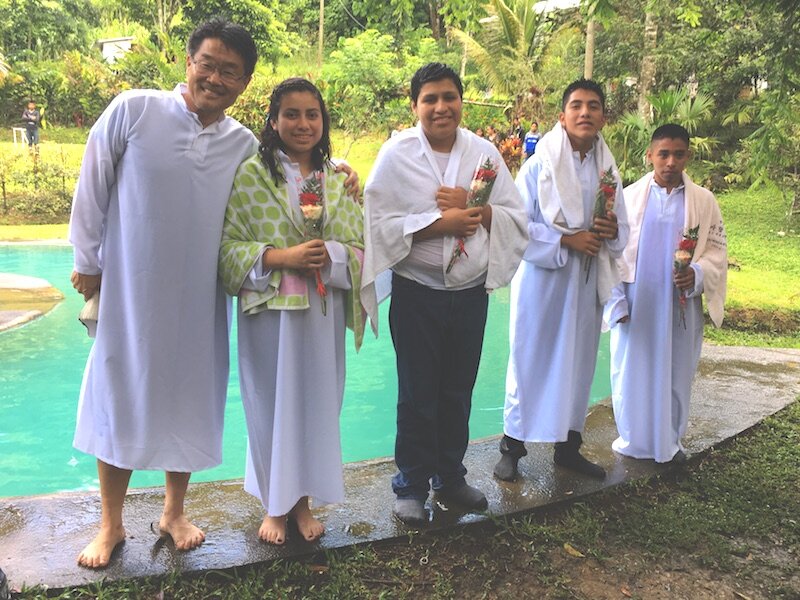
673, 225, 700, 329
299, 171, 327, 315
584, 168, 618, 283
445, 154, 498, 274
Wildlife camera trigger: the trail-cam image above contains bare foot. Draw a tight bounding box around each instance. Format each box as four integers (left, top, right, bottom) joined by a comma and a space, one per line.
259, 514, 287, 544
289, 498, 325, 542
77, 525, 126, 568
158, 514, 205, 551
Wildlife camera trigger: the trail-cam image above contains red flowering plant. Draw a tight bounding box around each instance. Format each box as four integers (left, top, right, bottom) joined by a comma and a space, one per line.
673, 225, 700, 329
299, 171, 327, 315
584, 168, 618, 283
446, 154, 498, 274
498, 137, 522, 174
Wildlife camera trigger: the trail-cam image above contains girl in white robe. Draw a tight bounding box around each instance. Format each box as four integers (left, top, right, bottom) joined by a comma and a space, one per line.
218, 78, 370, 544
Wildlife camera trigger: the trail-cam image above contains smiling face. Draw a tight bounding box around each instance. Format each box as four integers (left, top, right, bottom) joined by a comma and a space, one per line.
184, 37, 250, 127
558, 88, 606, 155
271, 90, 324, 167
647, 137, 690, 190
412, 78, 463, 152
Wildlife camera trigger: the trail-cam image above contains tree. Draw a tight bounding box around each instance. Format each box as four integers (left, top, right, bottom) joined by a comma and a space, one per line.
580, 0, 615, 79
451, 0, 554, 101
0, 0, 99, 61
181, 0, 300, 66
321, 29, 408, 154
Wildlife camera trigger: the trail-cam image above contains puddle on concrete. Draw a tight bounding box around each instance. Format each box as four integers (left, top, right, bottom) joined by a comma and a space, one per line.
0, 505, 25, 537
345, 521, 375, 537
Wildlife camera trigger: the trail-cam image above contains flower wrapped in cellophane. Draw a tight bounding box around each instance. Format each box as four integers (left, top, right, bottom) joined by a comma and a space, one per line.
299, 171, 327, 315
584, 168, 617, 283
674, 224, 699, 329
446, 154, 498, 274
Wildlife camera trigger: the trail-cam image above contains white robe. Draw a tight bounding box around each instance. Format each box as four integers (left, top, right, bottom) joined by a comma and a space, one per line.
69, 85, 258, 472
238, 243, 353, 516
361, 126, 528, 328
503, 149, 629, 443
605, 174, 727, 462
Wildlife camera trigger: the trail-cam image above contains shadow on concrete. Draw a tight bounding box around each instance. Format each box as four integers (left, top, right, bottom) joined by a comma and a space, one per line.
1, 345, 798, 591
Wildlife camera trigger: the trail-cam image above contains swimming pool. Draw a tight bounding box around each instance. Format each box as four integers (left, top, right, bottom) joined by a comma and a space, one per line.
0, 244, 611, 498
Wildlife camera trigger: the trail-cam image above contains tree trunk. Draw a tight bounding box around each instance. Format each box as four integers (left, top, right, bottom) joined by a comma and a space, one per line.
584, 19, 595, 80
638, 9, 658, 118
318, 0, 324, 67
429, 0, 440, 40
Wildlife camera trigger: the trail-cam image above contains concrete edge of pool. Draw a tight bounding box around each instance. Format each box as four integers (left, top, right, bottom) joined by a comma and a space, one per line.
2, 344, 799, 592
0, 272, 64, 333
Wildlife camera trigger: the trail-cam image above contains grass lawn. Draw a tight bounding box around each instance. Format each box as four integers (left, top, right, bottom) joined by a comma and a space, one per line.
18, 399, 800, 599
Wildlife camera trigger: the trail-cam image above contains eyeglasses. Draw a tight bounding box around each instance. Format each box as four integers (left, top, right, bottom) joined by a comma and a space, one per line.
190, 59, 247, 85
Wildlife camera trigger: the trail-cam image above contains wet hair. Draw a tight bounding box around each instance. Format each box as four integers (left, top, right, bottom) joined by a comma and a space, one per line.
651, 123, 690, 146
561, 78, 606, 111
258, 78, 332, 185
410, 62, 463, 103
187, 18, 258, 77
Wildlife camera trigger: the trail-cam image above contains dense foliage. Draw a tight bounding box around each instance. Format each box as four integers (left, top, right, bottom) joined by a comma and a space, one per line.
0, 0, 797, 205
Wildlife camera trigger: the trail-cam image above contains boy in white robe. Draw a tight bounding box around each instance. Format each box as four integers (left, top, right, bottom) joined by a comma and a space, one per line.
604, 124, 727, 463
496, 79, 629, 482
362, 63, 528, 524
67, 19, 260, 569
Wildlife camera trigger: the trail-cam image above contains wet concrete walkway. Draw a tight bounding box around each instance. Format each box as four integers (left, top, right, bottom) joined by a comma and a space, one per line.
1, 345, 799, 592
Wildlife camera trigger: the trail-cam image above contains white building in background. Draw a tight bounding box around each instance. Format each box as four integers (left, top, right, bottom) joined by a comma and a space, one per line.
96, 37, 134, 63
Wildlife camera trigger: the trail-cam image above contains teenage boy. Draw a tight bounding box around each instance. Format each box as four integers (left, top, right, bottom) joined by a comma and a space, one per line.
495, 79, 629, 482
362, 62, 528, 524
604, 124, 727, 463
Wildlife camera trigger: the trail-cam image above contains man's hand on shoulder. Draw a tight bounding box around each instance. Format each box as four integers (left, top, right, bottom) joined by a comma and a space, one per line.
334, 163, 360, 200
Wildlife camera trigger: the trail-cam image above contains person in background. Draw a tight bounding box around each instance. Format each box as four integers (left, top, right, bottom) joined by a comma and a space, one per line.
508, 116, 525, 140
22, 100, 40, 149
522, 121, 541, 162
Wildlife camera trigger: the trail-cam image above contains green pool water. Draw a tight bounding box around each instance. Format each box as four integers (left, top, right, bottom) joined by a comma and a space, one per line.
0, 244, 611, 498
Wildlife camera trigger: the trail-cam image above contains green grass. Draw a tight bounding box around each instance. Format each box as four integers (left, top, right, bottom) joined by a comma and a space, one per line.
0, 223, 68, 240
719, 187, 800, 312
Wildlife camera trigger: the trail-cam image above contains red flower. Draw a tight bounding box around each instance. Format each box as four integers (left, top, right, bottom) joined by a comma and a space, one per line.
679, 238, 697, 251
601, 184, 615, 198
476, 168, 497, 181
299, 192, 319, 206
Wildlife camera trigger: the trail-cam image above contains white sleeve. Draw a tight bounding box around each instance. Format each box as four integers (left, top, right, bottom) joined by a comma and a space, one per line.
68, 94, 129, 275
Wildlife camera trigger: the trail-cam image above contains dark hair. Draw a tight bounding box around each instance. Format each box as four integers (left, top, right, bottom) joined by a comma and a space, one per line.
410, 62, 463, 103
651, 123, 690, 145
187, 18, 258, 77
561, 78, 606, 111
258, 78, 332, 185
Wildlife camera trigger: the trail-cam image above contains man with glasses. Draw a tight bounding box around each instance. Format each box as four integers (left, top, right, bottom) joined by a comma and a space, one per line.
68, 18, 259, 569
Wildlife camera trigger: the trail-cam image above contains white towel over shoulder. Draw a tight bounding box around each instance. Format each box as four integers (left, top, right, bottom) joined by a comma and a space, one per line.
536, 122, 622, 303
361, 126, 528, 333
